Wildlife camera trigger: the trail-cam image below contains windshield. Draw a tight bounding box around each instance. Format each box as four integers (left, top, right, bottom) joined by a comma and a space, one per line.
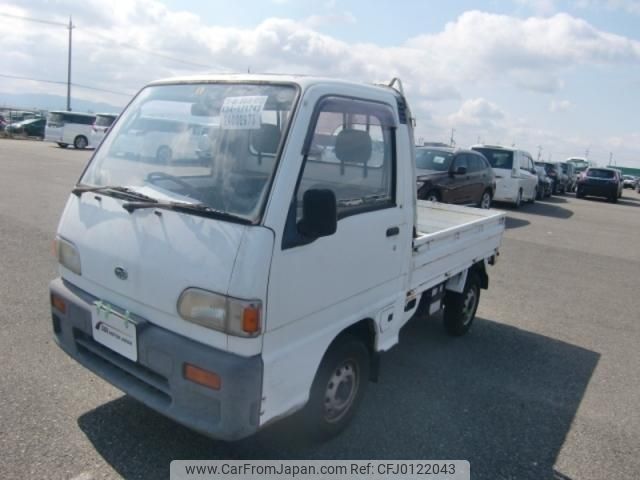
415, 148, 453, 171
472, 148, 513, 170
95, 115, 116, 127
81, 82, 298, 223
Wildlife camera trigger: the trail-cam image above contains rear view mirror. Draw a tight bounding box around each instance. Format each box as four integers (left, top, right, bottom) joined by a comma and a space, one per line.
297, 189, 337, 238
453, 166, 467, 175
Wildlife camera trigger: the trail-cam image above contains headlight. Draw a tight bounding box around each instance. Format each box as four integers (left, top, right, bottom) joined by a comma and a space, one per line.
54, 236, 82, 275
177, 288, 261, 337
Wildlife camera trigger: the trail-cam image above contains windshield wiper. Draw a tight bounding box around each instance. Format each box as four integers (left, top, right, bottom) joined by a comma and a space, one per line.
72, 184, 158, 203
121, 200, 252, 225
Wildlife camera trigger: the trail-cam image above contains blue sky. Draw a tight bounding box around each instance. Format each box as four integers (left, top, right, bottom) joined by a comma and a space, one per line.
2, 0, 640, 166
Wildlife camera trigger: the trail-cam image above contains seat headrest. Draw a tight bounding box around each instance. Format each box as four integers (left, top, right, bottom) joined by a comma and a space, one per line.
334, 129, 372, 164
251, 123, 281, 154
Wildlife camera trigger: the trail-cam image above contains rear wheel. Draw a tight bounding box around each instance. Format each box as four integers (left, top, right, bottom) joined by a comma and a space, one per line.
74, 135, 88, 149
443, 273, 481, 337
301, 335, 370, 439
424, 190, 440, 203
610, 194, 618, 203
478, 190, 492, 209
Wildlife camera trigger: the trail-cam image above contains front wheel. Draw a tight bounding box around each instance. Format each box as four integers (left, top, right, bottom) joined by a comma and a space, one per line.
74, 135, 88, 149
301, 335, 370, 440
57, 143, 68, 148
443, 273, 481, 336
478, 190, 492, 209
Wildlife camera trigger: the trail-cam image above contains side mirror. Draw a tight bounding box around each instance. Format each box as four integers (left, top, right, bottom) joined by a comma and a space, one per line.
453, 166, 467, 175
297, 189, 337, 238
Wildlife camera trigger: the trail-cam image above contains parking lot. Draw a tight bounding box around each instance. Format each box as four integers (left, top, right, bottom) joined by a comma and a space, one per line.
1, 139, 639, 480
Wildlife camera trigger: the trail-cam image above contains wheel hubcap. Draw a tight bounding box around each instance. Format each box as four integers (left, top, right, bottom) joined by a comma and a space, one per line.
427, 195, 438, 202
461, 288, 478, 326
323, 360, 359, 423
481, 193, 491, 208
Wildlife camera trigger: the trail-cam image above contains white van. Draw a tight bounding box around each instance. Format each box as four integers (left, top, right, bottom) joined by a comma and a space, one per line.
45, 111, 96, 149
472, 145, 538, 207
89, 113, 118, 148
49, 75, 505, 441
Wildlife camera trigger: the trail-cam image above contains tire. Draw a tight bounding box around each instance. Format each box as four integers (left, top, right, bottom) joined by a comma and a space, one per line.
576, 188, 584, 199
536, 186, 543, 200
301, 335, 370, 440
513, 189, 522, 209
610, 195, 618, 203
57, 143, 68, 148
443, 273, 481, 337
74, 135, 88, 149
478, 190, 492, 209
528, 187, 536, 204
423, 190, 440, 203
156, 145, 172, 164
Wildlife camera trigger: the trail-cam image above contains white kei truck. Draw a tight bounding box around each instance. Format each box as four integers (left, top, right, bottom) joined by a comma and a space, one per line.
50, 75, 505, 440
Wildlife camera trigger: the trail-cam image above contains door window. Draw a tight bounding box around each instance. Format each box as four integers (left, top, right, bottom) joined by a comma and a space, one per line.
452, 155, 469, 172
296, 97, 397, 221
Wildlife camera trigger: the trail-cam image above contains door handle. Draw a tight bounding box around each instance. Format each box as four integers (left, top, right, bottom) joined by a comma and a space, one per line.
386, 226, 400, 237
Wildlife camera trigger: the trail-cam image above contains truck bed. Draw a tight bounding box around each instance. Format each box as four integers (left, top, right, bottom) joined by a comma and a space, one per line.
410, 201, 506, 294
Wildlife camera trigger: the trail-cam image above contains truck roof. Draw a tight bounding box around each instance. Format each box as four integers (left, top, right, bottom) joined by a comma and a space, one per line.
149, 73, 399, 97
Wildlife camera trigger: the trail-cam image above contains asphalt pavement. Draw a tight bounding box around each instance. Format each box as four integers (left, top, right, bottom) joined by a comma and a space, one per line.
0, 139, 638, 479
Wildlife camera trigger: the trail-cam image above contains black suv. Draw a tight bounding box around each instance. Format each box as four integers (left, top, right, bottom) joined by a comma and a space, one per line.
576, 168, 620, 202
415, 147, 496, 208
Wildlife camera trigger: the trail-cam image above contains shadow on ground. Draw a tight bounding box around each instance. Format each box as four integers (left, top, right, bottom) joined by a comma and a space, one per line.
78, 316, 598, 480
505, 216, 530, 229
496, 200, 574, 220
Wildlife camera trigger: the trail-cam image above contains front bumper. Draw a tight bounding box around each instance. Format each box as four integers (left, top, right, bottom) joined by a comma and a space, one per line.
50, 278, 263, 441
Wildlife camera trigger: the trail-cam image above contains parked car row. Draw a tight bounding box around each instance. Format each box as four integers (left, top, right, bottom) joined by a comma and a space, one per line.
2, 110, 118, 148
414, 144, 583, 209
44, 111, 117, 149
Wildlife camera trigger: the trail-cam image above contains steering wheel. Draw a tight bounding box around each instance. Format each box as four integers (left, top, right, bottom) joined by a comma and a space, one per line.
146, 171, 202, 200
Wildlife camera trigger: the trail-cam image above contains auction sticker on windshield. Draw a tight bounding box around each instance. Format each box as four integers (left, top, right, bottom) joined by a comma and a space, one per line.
91, 301, 138, 361
220, 95, 267, 130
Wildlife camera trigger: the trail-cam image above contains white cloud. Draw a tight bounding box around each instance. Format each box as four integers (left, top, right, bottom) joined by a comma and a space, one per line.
2, 2, 640, 165
447, 98, 506, 128
550, 99, 573, 112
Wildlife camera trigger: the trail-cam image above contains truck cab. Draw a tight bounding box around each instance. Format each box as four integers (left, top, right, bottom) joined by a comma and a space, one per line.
50, 75, 504, 440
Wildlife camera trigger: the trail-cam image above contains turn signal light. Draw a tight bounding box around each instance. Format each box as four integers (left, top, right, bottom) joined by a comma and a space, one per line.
242, 306, 260, 334
183, 363, 221, 390
50, 293, 67, 314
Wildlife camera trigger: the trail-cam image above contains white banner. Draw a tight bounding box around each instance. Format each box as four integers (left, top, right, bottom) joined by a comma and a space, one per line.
170, 460, 470, 480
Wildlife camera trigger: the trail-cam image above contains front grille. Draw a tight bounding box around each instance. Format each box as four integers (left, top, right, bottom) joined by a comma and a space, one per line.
73, 328, 171, 406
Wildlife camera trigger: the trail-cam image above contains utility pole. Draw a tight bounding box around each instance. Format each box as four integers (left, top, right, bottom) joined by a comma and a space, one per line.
449, 128, 456, 147
66, 16, 74, 111
609, 152, 613, 166
537, 145, 543, 161
585, 148, 590, 160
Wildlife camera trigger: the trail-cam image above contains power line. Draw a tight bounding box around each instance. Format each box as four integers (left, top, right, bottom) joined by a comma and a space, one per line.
79, 27, 224, 70
0, 12, 67, 27
0, 73, 134, 97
